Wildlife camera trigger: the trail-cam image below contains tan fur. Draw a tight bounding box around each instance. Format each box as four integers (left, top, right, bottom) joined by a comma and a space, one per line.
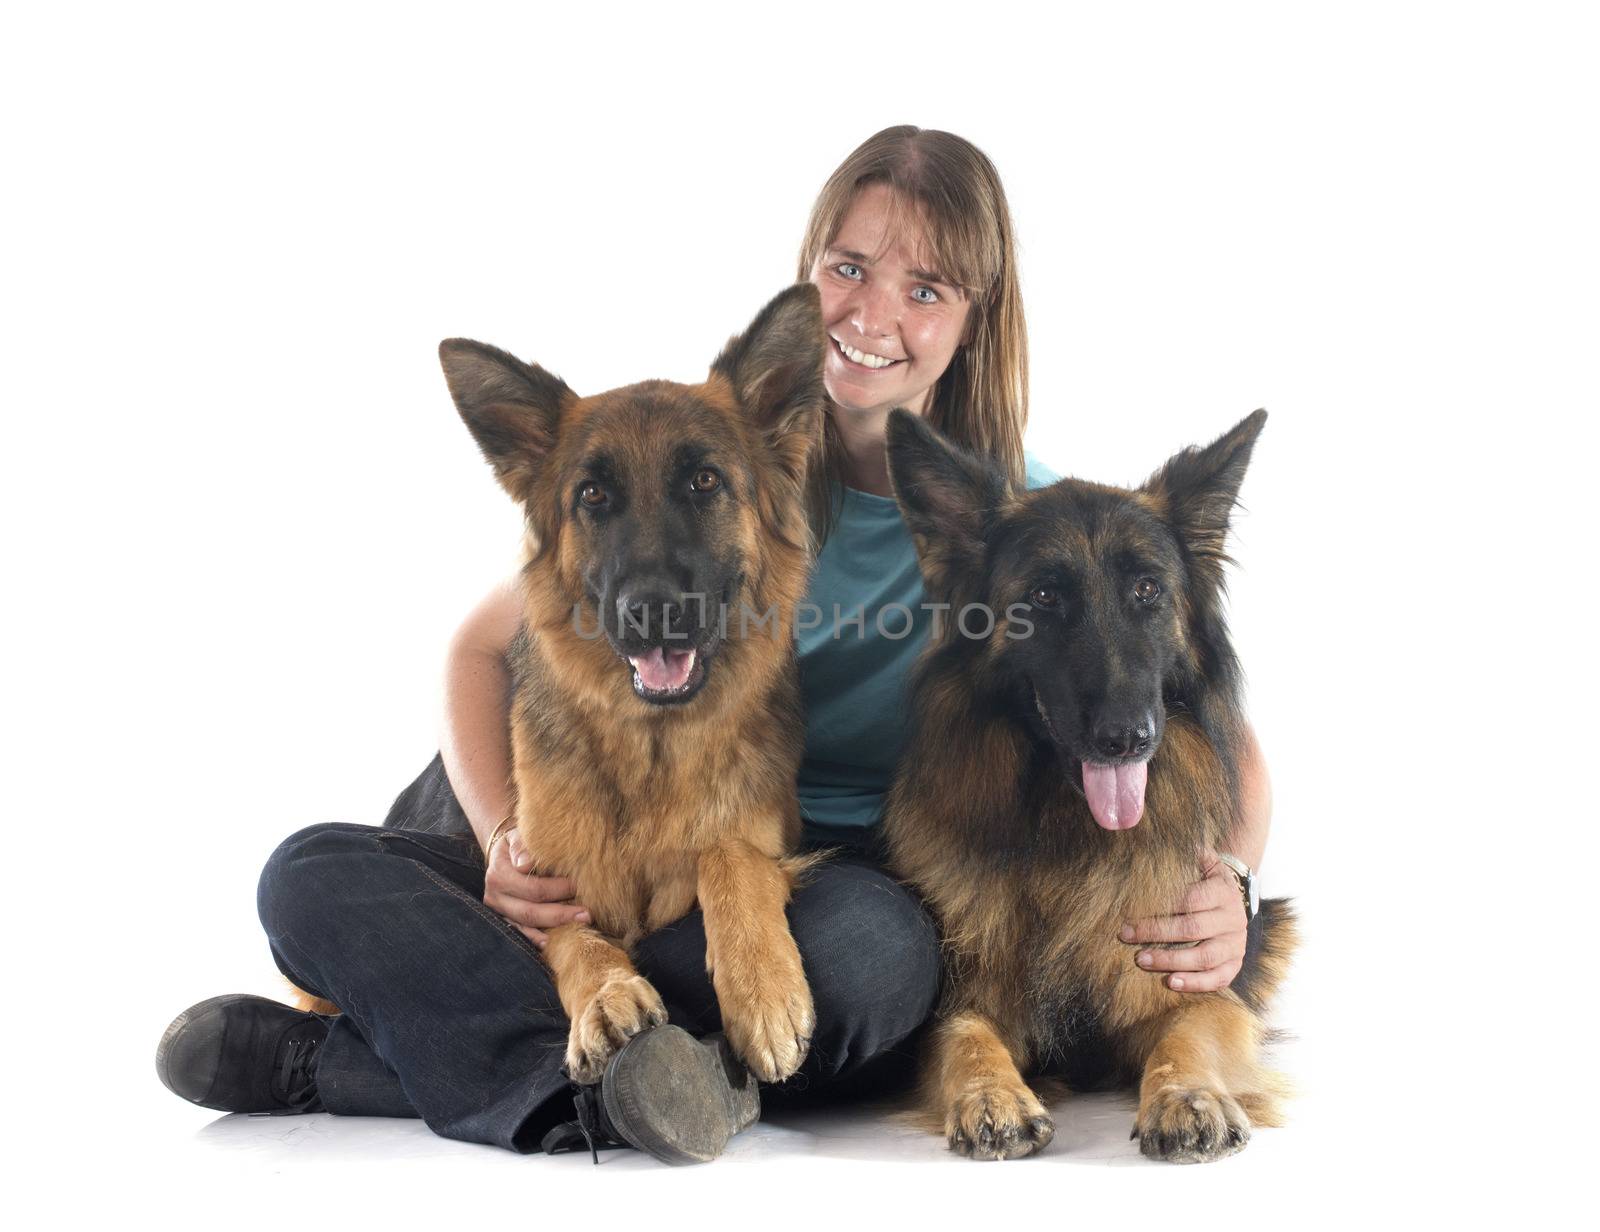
490, 337, 824, 1085
883, 405, 1290, 1161
503, 389, 813, 1083
889, 690, 1296, 1160
697, 840, 815, 1080
289, 291, 828, 1062
542, 923, 668, 1082
922, 1011, 1055, 1161
284, 981, 340, 1018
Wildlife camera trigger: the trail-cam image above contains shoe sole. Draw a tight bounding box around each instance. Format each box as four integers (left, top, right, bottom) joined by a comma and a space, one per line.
601, 1027, 760, 1164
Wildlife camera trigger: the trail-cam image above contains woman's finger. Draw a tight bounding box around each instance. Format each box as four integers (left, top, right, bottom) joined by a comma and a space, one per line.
1179, 870, 1233, 914
1135, 932, 1245, 974
1121, 870, 1233, 941
486, 893, 591, 932
505, 828, 534, 870
523, 901, 591, 929
489, 839, 579, 902
1120, 906, 1234, 945
503, 874, 579, 904
484, 888, 553, 946
1165, 958, 1242, 994
484, 853, 579, 902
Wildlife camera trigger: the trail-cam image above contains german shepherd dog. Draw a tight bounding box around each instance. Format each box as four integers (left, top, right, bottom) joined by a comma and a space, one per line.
435, 284, 826, 1085
881, 408, 1295, 1163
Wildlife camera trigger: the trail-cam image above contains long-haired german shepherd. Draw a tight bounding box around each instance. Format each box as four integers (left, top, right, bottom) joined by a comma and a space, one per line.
436, 284, 826, 1086
881, 408, 1295, 1163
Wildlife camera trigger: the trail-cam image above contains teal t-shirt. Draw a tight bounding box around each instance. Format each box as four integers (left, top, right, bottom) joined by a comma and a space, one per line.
796, 453, 1059, 842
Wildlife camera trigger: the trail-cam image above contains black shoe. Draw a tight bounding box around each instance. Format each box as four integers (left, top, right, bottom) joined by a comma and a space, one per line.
156, 993, 328, 1114
540, 1026, 760, 1165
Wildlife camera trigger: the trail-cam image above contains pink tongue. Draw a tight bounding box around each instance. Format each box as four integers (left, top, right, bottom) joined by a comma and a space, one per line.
630, 647, 695, 692
1082, 761, 1148, 830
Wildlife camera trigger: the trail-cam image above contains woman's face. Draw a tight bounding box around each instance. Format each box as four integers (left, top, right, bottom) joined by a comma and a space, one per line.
810, 183, 972, 420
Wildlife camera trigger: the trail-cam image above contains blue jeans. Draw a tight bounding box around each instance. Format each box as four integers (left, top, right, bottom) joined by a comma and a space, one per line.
256, 757, 940, 1152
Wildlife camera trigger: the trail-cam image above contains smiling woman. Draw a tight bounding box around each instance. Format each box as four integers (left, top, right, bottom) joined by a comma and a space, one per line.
814, 182, 973, 415
796, 127, 1029, 514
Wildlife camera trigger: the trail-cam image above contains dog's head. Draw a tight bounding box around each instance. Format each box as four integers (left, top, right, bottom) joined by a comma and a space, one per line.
886, 408, 1265, 829
440, 284, 826, 707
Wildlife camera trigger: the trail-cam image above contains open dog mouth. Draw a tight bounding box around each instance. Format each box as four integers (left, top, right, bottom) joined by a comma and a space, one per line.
603, 581, 738, 706
1034, 686, 1149, 831
626, 645, 705, 702
615, 640, 720, 706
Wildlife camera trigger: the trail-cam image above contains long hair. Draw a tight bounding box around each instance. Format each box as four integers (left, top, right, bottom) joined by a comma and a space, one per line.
797, 125, 1029, 541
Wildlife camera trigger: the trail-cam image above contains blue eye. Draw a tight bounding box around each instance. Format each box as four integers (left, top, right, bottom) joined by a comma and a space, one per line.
912, 286, 939, 304
836, 262, 863, 280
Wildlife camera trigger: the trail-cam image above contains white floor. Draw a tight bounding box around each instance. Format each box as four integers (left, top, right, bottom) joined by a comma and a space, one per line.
67, 1026, 1354, 1229
148, 1083, 1315, 1225
41, 974, 1563, 1230
109, 1050, 1551, 1232
190, 1085, 1159, 1169
17, 925, 1562, 1230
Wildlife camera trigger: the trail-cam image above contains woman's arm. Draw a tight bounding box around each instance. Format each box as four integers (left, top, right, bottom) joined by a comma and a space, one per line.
1117, 721, 1272, 993
441, 577, 589, 947
1227, 722, 1272, 868
440, 576, 523, 854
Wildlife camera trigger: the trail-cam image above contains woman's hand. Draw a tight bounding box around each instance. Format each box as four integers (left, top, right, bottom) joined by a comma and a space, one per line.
1118, 849, 1247, 993
483, 828, 590, 949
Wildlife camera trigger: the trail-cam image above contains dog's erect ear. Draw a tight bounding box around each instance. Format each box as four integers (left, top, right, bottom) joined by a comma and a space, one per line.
886, 409, 1008, 599
1146, 409, 1267, 565
438, 339, 574, 504
711, 283, 827, 487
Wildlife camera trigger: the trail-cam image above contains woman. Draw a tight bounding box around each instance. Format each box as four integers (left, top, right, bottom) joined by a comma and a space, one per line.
156, 125, 1271, 1160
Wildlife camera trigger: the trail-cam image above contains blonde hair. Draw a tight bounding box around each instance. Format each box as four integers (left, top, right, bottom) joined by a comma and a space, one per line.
797, 125, 1028, 539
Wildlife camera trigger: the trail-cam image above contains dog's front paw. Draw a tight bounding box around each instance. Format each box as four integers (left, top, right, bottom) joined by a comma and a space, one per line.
946, 1081, 1055, 1160
1135, 1085, 1251, 1163
564, 974, 668, 1084
717, 949, 815, 1083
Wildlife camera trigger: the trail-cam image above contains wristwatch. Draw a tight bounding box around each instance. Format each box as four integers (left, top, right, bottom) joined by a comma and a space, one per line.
1217, 853, 1258, 922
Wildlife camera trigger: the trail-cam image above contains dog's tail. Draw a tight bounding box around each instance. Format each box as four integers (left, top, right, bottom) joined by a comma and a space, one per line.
1234, 896, 1298, 1126
779, 848, 831, 892
1237, 1071, 1294, 1128
1235, 896, 1298, 1013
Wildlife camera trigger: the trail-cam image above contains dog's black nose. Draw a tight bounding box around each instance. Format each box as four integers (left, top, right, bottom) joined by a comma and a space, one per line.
1092, 723, 1152, 759
617, 588, 684, 641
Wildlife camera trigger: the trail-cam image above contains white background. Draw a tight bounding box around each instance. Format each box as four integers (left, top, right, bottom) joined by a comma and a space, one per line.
3, 1, 1594, 1225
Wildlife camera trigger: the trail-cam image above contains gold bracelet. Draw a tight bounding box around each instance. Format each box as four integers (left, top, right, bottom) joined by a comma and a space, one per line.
485, 813, 517, 857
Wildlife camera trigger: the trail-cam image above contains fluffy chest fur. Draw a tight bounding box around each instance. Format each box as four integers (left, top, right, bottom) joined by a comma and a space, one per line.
508, 620, 804, 946
887, 702, 1235, 1064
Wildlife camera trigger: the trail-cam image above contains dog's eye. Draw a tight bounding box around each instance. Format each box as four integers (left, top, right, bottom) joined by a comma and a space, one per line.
690, 469, 721, 494
578, 482, 608, 508
1134, 577, 1162, 602
1030, 586, 1060, 609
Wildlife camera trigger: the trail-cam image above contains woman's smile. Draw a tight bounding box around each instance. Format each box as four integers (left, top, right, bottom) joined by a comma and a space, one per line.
831, 335, 903, 369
